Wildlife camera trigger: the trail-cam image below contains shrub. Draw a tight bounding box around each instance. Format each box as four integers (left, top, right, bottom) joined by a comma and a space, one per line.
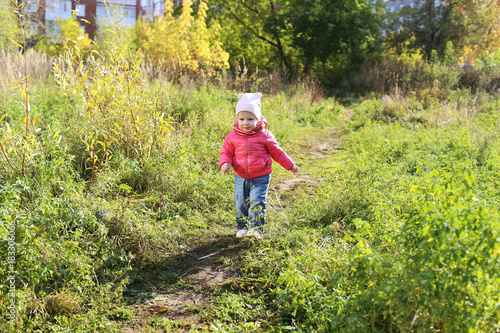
35, 15, 93, 57
340, 53, 499, 98
54, 39, 175, 189
45, 291, 82, 315
135, 0, 229, 78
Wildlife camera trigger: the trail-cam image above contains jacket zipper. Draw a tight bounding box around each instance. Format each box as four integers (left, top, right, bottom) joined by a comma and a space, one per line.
245, 137, 249, 179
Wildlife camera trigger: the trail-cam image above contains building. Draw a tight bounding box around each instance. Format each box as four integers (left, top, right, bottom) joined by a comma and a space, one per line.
25, 0, 142, 39
23, 0, 184, 40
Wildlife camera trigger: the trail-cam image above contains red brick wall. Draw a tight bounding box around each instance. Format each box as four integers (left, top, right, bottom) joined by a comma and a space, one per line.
74, 0, 97, 39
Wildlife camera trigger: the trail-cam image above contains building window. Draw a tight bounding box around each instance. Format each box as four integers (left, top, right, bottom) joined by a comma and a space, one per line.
46, 21, 62, 37
96, 4, 107, 19
126, 7, 136, 18
96, 4, 136, 26
153, 0, 162, 16
46, 0, 71, 20
75, 3, 86, 16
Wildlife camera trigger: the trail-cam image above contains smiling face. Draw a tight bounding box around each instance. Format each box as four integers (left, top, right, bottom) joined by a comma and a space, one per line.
237, 111, 259, 132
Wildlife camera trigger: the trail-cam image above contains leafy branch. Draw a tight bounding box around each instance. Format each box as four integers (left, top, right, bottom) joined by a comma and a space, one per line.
54, 2, 174, 192
0, 0, 41, 178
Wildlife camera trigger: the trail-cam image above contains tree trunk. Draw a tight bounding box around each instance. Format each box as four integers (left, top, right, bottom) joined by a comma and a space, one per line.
37, 0, 46, 35
303, 56, 313, 76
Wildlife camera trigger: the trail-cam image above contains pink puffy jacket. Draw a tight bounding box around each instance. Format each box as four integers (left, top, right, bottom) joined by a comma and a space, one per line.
219, 119, 295, 179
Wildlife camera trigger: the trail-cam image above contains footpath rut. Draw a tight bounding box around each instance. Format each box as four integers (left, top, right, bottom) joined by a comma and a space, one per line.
122, 127, 342, 332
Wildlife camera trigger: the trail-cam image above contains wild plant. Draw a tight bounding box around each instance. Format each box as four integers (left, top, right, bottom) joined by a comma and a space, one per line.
35, 14, 93, 57
0, 1, 43, 179
54, 28, 174, 190
0, 50, 52, 94
135, 0, 229, 79
340, 52, 500, 98
0, 0, 19, 51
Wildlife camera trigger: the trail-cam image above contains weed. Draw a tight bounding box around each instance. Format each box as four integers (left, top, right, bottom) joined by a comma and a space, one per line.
44, 291, 82, 316
0, 50, 52, 95
107, 307, 133, 321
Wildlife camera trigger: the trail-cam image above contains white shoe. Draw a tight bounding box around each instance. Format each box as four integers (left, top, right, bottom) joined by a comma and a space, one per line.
236, 229, 247, 238
247, 229, 262, 240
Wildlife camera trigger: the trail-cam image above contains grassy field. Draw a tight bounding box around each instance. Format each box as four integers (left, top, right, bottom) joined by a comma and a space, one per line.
1, 50, 500, 332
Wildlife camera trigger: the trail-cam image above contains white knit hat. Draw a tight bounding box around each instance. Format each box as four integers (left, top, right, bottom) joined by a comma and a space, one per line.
236, 93, 262, 120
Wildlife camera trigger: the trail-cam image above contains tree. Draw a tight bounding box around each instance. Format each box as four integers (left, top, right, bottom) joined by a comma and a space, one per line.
135, 0, 229, 75
290, 0, 385, 75
35, 14, 92, 56
386, 0, 500, 61
209, 0, 293, 71
209, 0, 385, 77
207, 5, 275, 73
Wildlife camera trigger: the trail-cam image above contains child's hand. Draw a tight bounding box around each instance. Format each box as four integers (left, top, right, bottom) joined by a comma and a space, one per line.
221, 163, 232, 174
291, 165, 299, 175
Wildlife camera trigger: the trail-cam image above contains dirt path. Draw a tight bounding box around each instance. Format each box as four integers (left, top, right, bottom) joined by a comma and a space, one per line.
121, 239, 248, 331
121, 127, 342, 331
272, 127, 342, 194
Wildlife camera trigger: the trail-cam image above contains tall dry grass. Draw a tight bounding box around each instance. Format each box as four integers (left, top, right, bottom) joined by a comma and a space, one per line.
0, 49, 53, 93
140, 60, 326, 105
340, 57, 500, 98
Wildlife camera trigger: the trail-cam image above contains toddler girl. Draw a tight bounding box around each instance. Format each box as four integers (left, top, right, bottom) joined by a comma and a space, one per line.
219, 92, 299, 239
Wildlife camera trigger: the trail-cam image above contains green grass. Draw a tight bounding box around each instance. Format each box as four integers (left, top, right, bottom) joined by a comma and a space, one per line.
1, 65, 500, 332
203, 97, 500, 332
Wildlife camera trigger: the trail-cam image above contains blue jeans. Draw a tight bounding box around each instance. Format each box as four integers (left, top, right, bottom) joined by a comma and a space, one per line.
234, 174, 271, 231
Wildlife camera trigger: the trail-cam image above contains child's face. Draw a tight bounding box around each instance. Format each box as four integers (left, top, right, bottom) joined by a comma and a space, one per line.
237, 111, 258, 132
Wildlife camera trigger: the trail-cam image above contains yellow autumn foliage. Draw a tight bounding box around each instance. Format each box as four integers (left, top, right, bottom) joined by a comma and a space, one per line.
135, 0, 229, 76
456, 0, 500, 64
35, 14, 93, 57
